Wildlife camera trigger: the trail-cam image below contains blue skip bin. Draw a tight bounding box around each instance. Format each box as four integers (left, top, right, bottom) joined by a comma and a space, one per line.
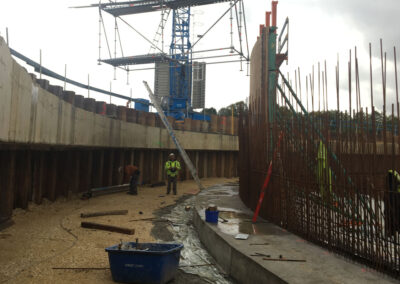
205, 209, 219, 223
105, 243, 183, 284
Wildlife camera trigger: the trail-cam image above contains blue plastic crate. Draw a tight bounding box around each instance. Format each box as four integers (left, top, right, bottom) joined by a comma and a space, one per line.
205, 210, 219, 223
105, 243, 183, 284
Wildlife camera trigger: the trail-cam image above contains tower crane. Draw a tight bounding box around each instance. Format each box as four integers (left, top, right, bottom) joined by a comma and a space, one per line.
76, 0, 249, 120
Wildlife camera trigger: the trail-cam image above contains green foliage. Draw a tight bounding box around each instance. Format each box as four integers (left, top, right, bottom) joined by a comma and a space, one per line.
203, 107, 217, 116
218, 101, 248, 117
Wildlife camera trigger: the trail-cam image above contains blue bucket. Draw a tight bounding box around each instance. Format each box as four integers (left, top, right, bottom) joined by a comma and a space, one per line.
105, 242, 183, 284
205, 210, 219, 223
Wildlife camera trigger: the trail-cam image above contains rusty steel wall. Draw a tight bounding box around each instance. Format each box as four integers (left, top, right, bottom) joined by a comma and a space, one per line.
0, 147, 238, 229
239, 28, 400, 277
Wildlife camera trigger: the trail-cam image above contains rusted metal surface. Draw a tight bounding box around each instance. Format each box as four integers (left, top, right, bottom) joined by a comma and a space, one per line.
239, 38, 400, 277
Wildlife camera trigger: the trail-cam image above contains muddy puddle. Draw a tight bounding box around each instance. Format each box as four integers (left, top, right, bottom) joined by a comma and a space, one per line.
152, 195, 232, 284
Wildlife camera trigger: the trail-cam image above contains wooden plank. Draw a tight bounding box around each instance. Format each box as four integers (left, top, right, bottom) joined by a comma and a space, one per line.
80, 210, 128, 218
81, 221, 135, 235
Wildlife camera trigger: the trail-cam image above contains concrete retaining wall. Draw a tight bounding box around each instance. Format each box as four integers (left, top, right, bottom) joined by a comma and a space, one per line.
193, 208, 285, 284
0, 37, 238, 151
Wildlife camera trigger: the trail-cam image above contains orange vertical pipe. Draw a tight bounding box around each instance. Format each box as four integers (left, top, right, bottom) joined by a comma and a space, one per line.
259, 24, 265, 36
265, 11, 271, 28
272, 1, 278, 27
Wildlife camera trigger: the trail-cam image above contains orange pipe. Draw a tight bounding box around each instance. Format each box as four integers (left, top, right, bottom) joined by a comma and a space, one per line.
272, 1, 278, 27
259, 24, 265, 36
265, 12, 271, 28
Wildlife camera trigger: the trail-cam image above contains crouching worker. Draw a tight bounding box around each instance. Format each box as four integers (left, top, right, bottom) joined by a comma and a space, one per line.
125, 165, 140, 195
165, 153, 181, 195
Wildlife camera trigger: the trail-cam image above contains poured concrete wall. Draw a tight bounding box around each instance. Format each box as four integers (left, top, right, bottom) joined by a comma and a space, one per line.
0, 37, 238, 151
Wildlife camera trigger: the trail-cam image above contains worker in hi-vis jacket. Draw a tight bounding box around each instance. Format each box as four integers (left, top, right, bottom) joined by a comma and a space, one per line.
165, 153, 181, 195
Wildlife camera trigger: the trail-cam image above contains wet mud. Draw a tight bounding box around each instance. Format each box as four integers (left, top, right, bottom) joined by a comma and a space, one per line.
151, 193, 234, 284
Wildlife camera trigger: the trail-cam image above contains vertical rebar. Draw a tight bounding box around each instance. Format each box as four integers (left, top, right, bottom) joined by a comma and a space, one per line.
325, 61, 328, 111
369, 43, 374, 109
318, 62, 321, 112
349, 50, 352, 119
295, 69, 298, 112
394, 46, 400, 155
298, 67, 302, 106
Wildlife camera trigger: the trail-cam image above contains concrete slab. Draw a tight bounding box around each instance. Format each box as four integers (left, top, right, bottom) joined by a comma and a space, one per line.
193, 184, 399, 284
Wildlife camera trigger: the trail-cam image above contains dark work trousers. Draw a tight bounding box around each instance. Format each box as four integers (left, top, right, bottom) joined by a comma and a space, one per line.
129, 174, 138, 195
167, 176, 177, 195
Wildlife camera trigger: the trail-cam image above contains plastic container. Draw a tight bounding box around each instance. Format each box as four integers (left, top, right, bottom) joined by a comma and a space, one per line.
205, 209, 219, 223
105, 242, 183, 284
134, 99, 150, 112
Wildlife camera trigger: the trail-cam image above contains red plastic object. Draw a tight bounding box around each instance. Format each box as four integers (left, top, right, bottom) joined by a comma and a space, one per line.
252, 131, 284, 223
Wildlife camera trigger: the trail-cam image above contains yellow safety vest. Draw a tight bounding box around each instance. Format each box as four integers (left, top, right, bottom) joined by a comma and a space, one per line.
388, 170, 400, 192
165, 160, 181, 177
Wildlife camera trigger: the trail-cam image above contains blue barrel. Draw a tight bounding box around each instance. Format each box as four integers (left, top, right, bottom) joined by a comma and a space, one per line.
105, 243, 183, 284
205, 209, 219, 223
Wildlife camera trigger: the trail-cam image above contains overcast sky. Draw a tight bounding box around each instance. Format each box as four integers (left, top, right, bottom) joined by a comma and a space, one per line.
0, 0, 399, 113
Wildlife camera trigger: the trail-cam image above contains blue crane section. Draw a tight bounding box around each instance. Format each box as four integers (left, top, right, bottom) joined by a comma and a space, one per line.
81, 0, 248, 120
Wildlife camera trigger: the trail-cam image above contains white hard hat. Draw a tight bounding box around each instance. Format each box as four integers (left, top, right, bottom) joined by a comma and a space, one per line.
169, 153, 175, 157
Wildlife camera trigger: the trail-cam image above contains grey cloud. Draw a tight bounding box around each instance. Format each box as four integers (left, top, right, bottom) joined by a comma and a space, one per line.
310, 0, 400, 47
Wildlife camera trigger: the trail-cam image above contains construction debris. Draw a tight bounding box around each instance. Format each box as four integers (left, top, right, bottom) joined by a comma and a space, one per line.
250, 253, 271, 257
263, 258, 306, 262
52, 267, 110, 270
234, 233, 249, 240
81, 221, 135, 235
81, 184, 130, 200
80, 210, 128, 218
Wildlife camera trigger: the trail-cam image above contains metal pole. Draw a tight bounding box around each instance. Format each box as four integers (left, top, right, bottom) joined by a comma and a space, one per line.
98, 1, 102, 64
39, 49, 42, 80
130, 88, 133, 108
231, 105, 234, 135
161, 0, 164, 53
230, 1, 234, 53
143, 81, 204, 191
88, 74, 90, 98
114, 17, 117, 80
64, 64, 67, 89
188, 0, 240, 53
110, 81, 112, 104
6, 27, 9, 46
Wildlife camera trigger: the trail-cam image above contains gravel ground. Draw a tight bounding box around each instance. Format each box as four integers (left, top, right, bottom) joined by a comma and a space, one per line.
0, 177, 235, 284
